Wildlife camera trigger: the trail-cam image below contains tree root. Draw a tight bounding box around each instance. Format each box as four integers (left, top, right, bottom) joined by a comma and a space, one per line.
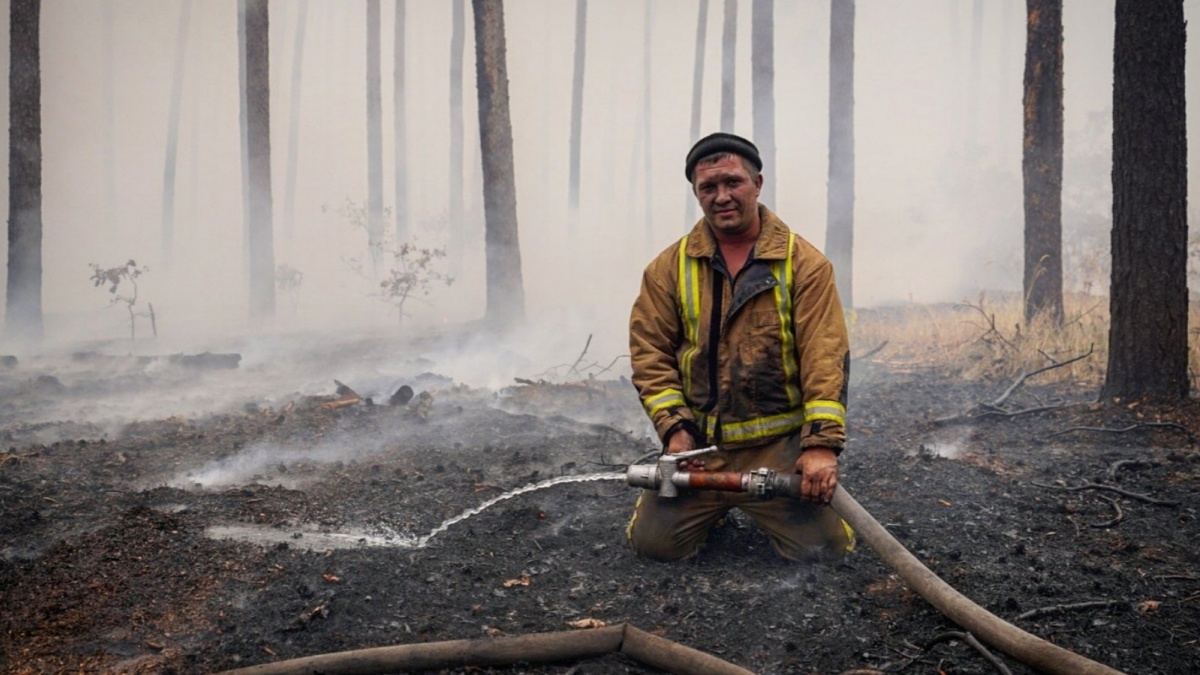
1049, 422, 1191, 440
924, 631, 1014, 675
1030, 481, 1179, 507
1016, 600, 1127, 622
1088, 496, 1125, 528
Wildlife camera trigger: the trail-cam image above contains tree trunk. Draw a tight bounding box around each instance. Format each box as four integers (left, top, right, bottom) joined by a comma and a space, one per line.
449, 0, 466, 272
1103, 0, 1189, 401
720, 0, 737, 132
244, 0, 276, 319
161, 0, 191, 269
283, 0, 307, 240
568, 0, 587, 229
366, 0, 384, 275
685, 0, 709, 226
472, 0, 525, 328
825, 0, 855, 309
6, 0, 42, 341
751, 0, 774, 208
102, 2, 116, 231
238, 0, 251, 279
642, 1, 653, 250
1021, 0, 1063, 325
394, 0, 409, 242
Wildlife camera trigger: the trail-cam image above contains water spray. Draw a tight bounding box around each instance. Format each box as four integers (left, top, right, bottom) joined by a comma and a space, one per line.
626, 446, 1126, 675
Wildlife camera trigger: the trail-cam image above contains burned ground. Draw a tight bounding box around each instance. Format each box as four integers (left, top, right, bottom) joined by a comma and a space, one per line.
1, 345, 1198, 674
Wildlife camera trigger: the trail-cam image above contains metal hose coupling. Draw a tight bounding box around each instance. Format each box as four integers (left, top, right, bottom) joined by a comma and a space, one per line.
626, 447, 803, 500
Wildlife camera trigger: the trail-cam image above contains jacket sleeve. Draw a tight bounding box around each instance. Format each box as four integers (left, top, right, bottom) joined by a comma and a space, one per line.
629, 254, 696, 444
791, 256, 850, 452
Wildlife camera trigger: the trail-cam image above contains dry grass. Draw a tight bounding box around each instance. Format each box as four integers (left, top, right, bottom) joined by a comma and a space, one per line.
849, 293, 1200, 389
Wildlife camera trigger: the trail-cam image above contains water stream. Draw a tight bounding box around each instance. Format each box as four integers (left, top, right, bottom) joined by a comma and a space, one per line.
206, 471, 626, 551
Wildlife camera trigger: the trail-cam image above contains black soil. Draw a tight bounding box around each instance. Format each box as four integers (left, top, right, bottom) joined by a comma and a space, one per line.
1, 350, 1198, 674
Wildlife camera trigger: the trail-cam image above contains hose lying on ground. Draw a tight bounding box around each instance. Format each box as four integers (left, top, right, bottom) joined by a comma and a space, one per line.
216, 622, 754, 675
830, 485, 1125, 675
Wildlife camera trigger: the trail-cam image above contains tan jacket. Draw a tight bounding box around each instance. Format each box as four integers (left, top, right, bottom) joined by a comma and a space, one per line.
629, 206, 849, 452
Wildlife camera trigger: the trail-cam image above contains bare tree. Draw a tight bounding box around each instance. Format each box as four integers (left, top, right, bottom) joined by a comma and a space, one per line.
685, 0, 709, 226
825, 0, 855, 308
161, 0, 191, 268
242, 0, 276, 319
568, 0, 587, 229
366, 0, 385, 275
720, 0, 737, 132
472, 0, 525, 328
6, 0, 43, 340
283, 0, 308, 240
751, 0, 774, 207
394, 0, 410, 241
449, 0, 466, 271
1103, 0, 1188, 400
1022, 0, 1064, 325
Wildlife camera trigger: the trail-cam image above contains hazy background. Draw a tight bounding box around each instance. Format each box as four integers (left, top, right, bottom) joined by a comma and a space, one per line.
0, 0, 1195, 369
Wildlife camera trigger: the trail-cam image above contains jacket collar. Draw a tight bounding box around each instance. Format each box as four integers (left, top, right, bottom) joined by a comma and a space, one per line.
685, 205, 791, 261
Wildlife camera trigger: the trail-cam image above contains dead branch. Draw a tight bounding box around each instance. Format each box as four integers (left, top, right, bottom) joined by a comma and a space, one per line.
1015, 600, 1126, 622
567, 334, 593, 378
1049, 422, 1191, 440
320, 397, 361, 411
1089, 496, 1125, 529
923, 631, 1013, 675
972, 403, 1065, 420
957, 299, 1019, 355
1105, 458, 1159, 481
1030, 481, 1179, 507
991, 345, 1094, 407
853, 340, 889, 361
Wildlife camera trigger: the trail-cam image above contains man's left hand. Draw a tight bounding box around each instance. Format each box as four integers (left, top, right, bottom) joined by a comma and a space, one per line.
794, 447, 838, 504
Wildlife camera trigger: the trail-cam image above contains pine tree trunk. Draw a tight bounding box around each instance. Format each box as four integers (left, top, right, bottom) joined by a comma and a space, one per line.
366, 0, 384, 275
472, 0, 525, 328
244, 0, 276, 319
685, 0, 709, 226
161, 0, 191, 269
449, 0, 466, 272
751, 0, 774, 208
720, 0, 737, 132
1103, 0, 1189, 401
1021, 0, 1063, 325
283, 0, 307, 240
6, 0, 42, 340
568, 0, 587, 228
394, 0, 409, 242
825, 0, 855, 309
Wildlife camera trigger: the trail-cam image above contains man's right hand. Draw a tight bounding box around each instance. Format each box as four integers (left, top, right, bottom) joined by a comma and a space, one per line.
666, 428, 706, 470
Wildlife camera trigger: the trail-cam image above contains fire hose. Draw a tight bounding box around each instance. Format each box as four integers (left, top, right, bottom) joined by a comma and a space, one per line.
627, 446, 1126, 675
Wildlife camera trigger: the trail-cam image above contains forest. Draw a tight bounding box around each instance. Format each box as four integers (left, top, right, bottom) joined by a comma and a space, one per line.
2, 1, 1199, 674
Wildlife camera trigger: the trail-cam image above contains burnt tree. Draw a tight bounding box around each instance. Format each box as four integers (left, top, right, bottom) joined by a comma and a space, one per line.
394, 0, 409, 240
825, 0, 855, 308
242, 0, 276, 319
6, 0, 42, 340
366, 0, 384, 274
160, 0, 191, 268
1022, 0, 1064, 325
720, 0, 737, 132
751, 0, 775, 208
449, 0, 466, 271
685, 0, 709, 226
283, 0, 308, 240
1104, 0, 1189, 400
568, 0, 587, 228
472, 0, 525, 328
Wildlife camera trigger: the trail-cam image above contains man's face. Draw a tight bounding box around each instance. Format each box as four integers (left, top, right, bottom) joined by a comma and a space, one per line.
692, 155, 763, 238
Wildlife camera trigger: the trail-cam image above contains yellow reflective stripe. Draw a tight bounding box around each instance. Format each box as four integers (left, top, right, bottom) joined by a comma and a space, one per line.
772, 232, 801, 406
677, 236, 701, 396
718, 409, 807, 444
626, 491, 644, 541
644, 389, 685, 417
804, 400, 846, 426
841, 519, 856, 553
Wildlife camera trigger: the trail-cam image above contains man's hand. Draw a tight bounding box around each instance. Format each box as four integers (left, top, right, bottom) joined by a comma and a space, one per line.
665, 428, 706, 471
794, 447, 838, 503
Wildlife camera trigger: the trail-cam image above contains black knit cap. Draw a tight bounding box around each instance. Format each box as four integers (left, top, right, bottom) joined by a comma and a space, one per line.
684, 132, 763, 181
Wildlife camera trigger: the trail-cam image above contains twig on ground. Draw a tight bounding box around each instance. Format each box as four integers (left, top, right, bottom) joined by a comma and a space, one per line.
1030, 481, 1179, 507
923, 631, 1013, 675
991, 345, 1094, 408
1049, 422, 1190, 440
854, 341, 889, 361
1089, 495, 1125, 528
1015, 600, 1126, 622
567, 334, 593, 378
1106, 458, 1161, 481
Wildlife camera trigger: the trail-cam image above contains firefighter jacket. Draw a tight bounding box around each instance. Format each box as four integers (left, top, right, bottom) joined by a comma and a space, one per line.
629, 206, 850, 452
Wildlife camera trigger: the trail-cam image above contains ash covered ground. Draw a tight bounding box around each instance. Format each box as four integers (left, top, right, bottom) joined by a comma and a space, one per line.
1, 330, 1199, 674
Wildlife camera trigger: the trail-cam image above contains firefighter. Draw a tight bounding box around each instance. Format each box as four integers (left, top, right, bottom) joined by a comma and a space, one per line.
627, 132, 854, 562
